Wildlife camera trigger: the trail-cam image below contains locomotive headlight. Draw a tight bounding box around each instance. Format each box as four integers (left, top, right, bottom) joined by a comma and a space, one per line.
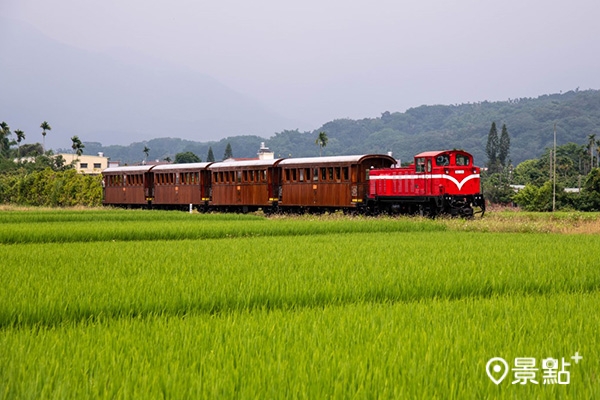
472, 168, 477, 174
444, 168, 449, 174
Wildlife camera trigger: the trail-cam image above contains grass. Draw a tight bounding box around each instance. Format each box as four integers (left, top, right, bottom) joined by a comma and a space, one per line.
0, 208, 599, 399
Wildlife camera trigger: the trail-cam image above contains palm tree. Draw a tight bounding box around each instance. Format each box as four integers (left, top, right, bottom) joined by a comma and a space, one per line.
40, 121, 51, 153
143, 146, 150, 164
0, 122, 10, 157
71, 135, 84, 161
315, 131, 328, 157
596, 139, 600, 168
15, 129, 25, 159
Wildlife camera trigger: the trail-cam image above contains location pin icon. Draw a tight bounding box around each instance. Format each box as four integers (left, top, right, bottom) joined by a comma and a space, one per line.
486, 357, 509, 385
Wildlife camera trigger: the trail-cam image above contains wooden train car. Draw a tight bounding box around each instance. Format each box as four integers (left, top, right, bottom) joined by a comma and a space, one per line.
208, 159, 283, 212
277, 154, 396, 212
152, 163, 212, 209
368, 150, 485, 216
102, 165, 154, 206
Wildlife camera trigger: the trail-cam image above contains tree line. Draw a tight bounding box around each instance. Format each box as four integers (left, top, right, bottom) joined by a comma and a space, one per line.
482, 122, 600, 211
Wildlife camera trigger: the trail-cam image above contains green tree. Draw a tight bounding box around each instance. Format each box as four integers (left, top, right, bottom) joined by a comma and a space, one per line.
512, 181, 573, 211
485, 122, 499, 173
577, 168, 600, 211
0, 121, 11, 158
498, 124, 510, 167
143, 145, 150, 163
71, 135, 85, 161
223, 143, 233, 160
174, 151, 201, 163
315, 131, 328, 156
207, 146, 215, 162
19, 143, 44, 158
15, 129, 25, 159
587, 134, 596, 173
40, 121, 51, 153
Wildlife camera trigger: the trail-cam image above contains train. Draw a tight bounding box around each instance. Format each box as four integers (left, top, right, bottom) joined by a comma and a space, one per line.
102, 149, 485, 217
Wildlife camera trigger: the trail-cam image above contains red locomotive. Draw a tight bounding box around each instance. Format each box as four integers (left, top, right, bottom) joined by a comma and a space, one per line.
103, 149, 484, 217
368, 150, 485, 217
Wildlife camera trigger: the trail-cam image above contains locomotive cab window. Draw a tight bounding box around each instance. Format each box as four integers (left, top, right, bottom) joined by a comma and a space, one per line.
456, 154, 470, 166
416, 158, 426, 173
436, 155, 450, 166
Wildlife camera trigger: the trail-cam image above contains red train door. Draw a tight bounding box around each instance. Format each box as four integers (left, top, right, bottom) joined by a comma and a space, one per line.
425, 158, 433, 195
415, 157, 426, 195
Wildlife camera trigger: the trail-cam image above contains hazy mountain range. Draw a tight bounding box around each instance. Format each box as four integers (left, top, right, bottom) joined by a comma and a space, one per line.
0, 17, 297, 150
3, 17, 599, 167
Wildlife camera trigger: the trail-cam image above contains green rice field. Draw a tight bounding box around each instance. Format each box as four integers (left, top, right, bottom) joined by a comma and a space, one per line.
1, 209, 599, 399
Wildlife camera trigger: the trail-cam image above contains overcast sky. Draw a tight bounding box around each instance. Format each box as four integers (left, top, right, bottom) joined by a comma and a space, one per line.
2, 0, 599, 131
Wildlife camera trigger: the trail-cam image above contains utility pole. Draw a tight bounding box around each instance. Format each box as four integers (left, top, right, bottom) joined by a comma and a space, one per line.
553, 123, 557, 212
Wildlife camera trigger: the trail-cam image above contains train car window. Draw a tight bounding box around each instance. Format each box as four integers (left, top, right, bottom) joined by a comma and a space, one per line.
237, 171, 242, 183
285, 169, 290, 182
456, 154, 470, 166
262, 170, 267, 182
427, 159, 432, 173
416, 158, 425, 173
327, 167, 333, 181
305, 168, 311, 181
343, 167, 349, 181
436, 155, 449, 166
243, 171, 248, 182
321, 168, 327, 181
292, 169, 297, 181
334, 167, 341, 181
313, 168, 319, 181
299, 169, 304, 182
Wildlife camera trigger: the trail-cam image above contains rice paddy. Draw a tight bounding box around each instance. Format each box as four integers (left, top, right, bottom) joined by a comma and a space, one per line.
1, 209, 598, 399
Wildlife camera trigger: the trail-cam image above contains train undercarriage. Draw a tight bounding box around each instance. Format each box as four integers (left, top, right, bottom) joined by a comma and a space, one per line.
368, 193, 485, 218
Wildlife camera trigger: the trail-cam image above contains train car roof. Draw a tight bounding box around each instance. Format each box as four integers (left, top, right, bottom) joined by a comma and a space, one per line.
414, 150, 471, 158
152, 162, 213, 171
102, 165, 154, 174
278, 154, 396, 166
209, 158, 283, 170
